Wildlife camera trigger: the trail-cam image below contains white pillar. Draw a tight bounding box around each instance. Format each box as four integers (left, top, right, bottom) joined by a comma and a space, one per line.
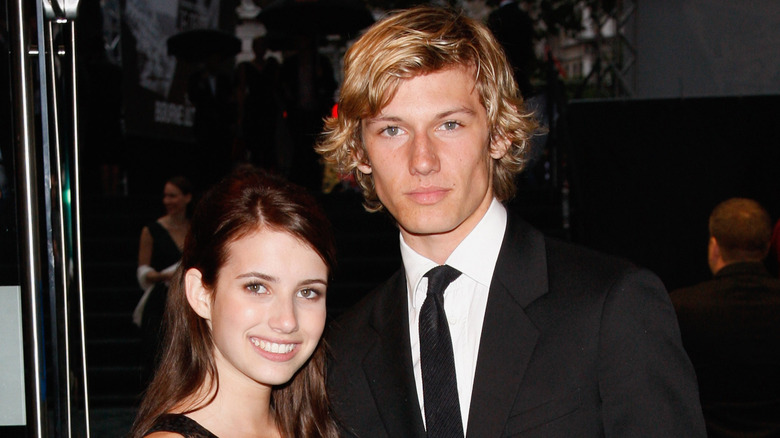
235, 0, 265, 64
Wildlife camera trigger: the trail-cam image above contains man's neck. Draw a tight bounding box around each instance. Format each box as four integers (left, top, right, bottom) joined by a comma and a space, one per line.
400, 197, 499, 265
714, 258, 764, 275
401, 231, 464, 265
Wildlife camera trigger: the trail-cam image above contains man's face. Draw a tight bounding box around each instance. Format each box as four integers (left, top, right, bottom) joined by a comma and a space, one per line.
358, 66, 509, 258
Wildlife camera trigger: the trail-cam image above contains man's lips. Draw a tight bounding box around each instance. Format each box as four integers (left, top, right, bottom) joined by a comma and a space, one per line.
406, 187, 449, 204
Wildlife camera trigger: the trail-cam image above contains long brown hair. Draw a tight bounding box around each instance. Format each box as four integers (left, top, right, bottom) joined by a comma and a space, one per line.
129, 168, 339, 437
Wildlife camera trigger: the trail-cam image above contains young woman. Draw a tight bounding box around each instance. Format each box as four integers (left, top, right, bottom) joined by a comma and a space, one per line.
129, 168, 339, 438
135, 176, 193, 383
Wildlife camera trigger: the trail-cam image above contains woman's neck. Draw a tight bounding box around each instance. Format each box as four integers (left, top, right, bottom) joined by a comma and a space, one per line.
184, 371, 279, 438
164, 212, 189, 227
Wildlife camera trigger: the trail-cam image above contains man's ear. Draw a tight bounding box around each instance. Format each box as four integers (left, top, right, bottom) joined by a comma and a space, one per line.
489, 133, 511, 160
356, 149, 372, 174
709, 236, 721, 258
356, 161, 372, 174
708, 236, 724, 274
185, 268, 211, 320
709, 236, 718, 250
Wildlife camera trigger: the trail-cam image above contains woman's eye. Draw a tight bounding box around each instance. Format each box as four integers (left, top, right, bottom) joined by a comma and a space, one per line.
297, 288, 321, 300
246, 283, 268, 294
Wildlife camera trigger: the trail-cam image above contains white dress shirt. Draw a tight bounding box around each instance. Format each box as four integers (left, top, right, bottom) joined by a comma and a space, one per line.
402, 198, 507, 433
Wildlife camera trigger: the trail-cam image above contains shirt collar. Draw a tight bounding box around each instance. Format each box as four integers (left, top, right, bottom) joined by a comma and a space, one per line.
715, 261, 771, 279
401, 198, 508, 306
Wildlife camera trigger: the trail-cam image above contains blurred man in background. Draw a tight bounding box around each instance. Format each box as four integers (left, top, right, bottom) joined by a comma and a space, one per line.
672, 197, 780, 437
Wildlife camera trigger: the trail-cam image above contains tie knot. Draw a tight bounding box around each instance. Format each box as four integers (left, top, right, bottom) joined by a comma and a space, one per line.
425, 265, 462, 297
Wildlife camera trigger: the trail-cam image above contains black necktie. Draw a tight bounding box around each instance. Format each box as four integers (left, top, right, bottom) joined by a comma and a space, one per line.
420, 265, 464, 438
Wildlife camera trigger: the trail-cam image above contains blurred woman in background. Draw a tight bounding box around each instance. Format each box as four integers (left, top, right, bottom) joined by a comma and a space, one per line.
135, 176, 193, 383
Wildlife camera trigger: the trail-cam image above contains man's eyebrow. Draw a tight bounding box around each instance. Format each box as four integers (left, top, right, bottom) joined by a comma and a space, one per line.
364, 115, 402, 125
437, 107, 476, 119
364, 107, 477, 124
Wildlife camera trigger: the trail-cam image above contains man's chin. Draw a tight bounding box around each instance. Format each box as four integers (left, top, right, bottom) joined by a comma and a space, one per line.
398, 219, 459, 238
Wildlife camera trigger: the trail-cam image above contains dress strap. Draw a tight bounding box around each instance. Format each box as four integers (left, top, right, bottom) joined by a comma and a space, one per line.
146, 414, 218, 438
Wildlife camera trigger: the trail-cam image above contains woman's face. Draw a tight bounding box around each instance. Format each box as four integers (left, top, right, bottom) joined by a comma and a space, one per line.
190, 228, 328, 389
162, 182, 191, 216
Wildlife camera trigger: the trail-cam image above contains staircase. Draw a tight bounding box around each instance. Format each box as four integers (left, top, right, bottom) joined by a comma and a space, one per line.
82, 194, 158, 408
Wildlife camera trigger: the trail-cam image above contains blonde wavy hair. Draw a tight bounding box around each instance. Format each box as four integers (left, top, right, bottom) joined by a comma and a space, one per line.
316, 5, 539, 211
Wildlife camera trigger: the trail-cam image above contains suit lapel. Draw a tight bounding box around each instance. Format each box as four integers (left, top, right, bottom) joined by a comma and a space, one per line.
362, 271, 426, 438
467, 217, 548, 438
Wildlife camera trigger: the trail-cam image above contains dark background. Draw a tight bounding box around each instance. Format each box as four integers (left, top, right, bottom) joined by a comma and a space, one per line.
567, 95, 780, 291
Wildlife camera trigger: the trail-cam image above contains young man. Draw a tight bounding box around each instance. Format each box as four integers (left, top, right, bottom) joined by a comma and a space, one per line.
671, 198, 780, 437
317, 6, 705, 437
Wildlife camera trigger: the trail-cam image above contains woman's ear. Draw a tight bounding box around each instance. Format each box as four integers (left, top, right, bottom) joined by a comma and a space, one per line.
185, 268, 211, 320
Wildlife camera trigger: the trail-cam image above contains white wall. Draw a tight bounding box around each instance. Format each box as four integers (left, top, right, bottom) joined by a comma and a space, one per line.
0, 286, 25, 426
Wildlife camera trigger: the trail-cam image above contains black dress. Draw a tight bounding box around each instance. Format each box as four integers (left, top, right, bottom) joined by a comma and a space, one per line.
140, 221, 182, 383
146, 414, 218, 438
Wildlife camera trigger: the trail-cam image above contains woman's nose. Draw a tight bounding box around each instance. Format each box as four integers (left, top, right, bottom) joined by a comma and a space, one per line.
268, 297, 298, 334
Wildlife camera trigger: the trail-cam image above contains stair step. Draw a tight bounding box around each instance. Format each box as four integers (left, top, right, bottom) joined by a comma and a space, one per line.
83, 262, 138, 287
85, 313, 139, 340
87, 338, 142, 367
88, 365, 145, 397
89, 394, 142, 410
83, 287, 140, 312
82, 236, 139, 262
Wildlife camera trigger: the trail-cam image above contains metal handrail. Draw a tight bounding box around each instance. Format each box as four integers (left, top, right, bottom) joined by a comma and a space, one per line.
67, 18, 92, 437
7, 0, 87, 436
9, 0, 45, 434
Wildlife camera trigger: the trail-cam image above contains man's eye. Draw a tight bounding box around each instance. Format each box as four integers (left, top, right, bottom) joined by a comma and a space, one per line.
442, 121, 460, 130
382, 126, 401, 136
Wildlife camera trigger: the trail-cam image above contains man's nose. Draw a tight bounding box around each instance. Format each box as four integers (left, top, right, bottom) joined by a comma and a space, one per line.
409, 132, 439, 175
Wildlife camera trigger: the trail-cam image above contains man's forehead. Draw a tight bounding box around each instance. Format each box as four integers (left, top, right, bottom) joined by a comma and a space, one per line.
365, 65, 481, 118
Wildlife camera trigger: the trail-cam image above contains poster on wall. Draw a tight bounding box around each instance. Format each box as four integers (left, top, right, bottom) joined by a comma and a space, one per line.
121, 0, 220, 140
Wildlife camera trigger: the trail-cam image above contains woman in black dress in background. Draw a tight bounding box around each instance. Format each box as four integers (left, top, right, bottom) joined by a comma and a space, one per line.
135, 176, 193, 383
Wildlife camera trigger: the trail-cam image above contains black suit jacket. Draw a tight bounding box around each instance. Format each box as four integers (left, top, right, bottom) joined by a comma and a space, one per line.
671, 262, 780, 437
327, 214, 705, 437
